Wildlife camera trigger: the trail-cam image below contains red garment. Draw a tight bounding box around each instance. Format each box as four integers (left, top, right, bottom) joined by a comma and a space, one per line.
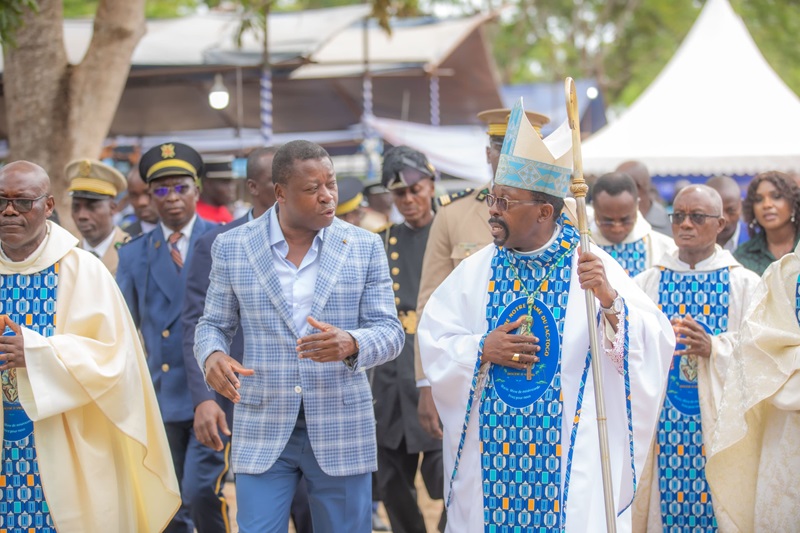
196, 200, 233, 223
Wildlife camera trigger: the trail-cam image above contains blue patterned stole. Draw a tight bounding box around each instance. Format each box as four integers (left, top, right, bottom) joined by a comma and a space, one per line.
599, 237, 647, 277
478, 220, 580, 531
0, 264, 58, 532
656, 267, 729, 531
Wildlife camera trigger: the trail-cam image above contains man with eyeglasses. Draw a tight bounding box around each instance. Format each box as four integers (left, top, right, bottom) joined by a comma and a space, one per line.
0, 161, 180, 531
632, 185, 760, 531
371, 146, 444, 533
590, 172, 675, 277
65, 158, 131, 275
413, 108, 550, 444
117, 142, 220, 533
418, 101, 674, 532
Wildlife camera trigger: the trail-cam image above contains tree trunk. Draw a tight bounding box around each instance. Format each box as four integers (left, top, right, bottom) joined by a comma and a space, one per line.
3, 0, 145, 234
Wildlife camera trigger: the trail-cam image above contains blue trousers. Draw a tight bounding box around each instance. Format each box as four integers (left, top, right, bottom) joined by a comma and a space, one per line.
163, 420, 231, 533
236, 417, 371, 533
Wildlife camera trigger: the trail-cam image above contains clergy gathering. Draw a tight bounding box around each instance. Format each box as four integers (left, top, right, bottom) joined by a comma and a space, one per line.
0, 0, 799, 532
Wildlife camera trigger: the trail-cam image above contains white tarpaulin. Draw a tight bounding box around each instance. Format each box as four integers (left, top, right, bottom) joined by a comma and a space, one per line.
368, 116, 492, 185
582, 0, 800, 176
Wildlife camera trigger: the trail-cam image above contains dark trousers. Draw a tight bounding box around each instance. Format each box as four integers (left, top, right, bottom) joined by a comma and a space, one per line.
377, 441, 445, 533
163, 420, 231, 533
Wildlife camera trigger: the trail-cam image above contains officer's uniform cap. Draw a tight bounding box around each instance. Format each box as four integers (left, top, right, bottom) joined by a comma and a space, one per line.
336, 177, 365, 216
65, 159, 127, 200
139, 142, 204, 183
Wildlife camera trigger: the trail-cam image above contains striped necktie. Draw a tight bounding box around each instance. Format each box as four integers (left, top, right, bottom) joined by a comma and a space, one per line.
168, 232, 184, 270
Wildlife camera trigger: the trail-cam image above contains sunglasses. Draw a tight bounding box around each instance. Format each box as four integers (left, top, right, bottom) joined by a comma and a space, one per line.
485, 193, 542, 212
151, 184, 193, 198
668, 212, 721, 225
0, 194, 47, 213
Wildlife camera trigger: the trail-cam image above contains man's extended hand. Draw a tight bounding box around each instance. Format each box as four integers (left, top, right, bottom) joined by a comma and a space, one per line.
194, 399, 230, 452
418, 386, 443, 439
296, 316, 357, 363
204, 351, 255, 403
0, 316, 24, 371
672, 315, 712, 358
481, 316, 540, 369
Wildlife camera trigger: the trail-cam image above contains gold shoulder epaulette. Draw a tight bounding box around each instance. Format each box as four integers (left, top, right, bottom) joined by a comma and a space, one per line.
372, 222, 392, 235
437, 188, 475, 207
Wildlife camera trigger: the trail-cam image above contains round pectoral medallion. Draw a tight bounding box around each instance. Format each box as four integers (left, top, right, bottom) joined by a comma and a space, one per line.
667, 320, 713, 416
490, 297, 560, 408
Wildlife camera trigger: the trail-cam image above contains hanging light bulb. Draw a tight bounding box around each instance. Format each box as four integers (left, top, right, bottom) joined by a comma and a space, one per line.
209, 74, 230, 110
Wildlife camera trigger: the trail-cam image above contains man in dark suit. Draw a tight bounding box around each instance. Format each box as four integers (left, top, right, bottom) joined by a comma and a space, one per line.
116, 142, 219, 533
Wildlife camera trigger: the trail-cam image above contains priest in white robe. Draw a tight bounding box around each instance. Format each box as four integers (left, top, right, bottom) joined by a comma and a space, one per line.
705, 240, 800, 532
418, 100, 674, 533
590, 172, 675, 278
632, 185, 760, 532
0, 161, 180, 532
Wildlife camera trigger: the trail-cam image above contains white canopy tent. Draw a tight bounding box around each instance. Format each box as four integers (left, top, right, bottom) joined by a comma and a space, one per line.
582, 0, 800, 176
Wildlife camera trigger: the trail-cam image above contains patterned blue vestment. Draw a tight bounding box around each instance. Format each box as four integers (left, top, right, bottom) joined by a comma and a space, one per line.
599, 238, 648, 277
0, 264, 58, 533
656, 267, 729, 532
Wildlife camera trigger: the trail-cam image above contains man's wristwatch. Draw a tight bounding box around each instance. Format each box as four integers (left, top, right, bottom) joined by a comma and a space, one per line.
600, 293, 623, 315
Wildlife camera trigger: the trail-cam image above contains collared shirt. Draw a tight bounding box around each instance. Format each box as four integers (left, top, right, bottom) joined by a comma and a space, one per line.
268, 206, 325, 335
82, 229, 116, 258
734, 230, 800, 276
160, 214, 198, 262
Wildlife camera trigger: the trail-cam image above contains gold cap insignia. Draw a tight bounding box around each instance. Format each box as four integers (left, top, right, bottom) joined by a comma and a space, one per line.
161, 144, 176, 159
79, 159, 92, 178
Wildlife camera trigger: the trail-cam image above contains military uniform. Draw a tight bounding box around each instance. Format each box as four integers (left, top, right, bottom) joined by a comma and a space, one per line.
372, 146, 444, 533
413, 185, 492, 380
65, 158, 131, 276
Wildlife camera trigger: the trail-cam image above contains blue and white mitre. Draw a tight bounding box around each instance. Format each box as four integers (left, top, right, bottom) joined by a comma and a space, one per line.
494, 98, 573, 198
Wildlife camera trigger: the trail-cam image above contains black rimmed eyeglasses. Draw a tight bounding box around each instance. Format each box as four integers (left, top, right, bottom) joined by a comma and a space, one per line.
0, 194, 47, 213
485, 194, 543, 212
668, 212, 721, 225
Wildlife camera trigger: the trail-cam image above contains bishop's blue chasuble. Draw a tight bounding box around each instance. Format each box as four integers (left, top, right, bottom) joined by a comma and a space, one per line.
0, 265, 58, 532
656, 266, 728, 532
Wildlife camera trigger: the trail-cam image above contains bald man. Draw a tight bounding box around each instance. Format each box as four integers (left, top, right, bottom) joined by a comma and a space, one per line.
632, 185, 760, 532
0, 161, 179, 531
706, 175, 748, 252
617, 160, 672, 236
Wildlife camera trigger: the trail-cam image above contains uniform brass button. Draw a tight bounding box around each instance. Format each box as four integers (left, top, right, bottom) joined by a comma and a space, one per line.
393, 283, 400, 291
390, 252, 399, 260
465, 251, 471, 256
389, 237, 397, 245
162, 329, 170, 338
391, 267, 400, 275
395, 297, 401, 305
161, 364, 170, 372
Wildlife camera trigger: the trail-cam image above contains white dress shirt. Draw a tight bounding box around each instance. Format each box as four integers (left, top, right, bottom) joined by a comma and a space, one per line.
160, 214, 198, 262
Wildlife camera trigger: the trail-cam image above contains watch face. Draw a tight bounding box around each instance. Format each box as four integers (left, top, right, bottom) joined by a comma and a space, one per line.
613, 296, 624, 313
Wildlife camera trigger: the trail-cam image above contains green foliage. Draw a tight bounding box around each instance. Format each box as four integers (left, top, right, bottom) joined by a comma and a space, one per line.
63, 0, 204, 18
0, 0, 38, 46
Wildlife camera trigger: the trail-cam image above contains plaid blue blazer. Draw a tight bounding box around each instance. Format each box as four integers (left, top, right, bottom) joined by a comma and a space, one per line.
194, 211, 404, 476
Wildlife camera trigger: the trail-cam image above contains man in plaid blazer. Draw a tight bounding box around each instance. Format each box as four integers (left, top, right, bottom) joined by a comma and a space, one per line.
194, 140, 404, 532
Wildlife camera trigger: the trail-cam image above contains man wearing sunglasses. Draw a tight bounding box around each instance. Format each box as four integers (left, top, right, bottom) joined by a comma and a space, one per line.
632, 185, 760, 531
418, 101, 674, 533
589, 172, 675, 277
65, 158, 131, 276
117, 142, 221, 533
0, 161, 180, 531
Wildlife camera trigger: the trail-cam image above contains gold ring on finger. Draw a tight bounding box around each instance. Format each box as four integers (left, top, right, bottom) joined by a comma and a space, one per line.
511, 353, 521, 363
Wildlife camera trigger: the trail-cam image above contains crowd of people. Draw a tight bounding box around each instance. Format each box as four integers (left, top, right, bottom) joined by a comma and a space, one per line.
0, 98, 798, 533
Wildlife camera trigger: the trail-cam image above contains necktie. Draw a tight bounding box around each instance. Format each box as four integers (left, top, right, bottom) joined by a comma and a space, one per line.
168, 232, 184, 270
90, 251, 100, 258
